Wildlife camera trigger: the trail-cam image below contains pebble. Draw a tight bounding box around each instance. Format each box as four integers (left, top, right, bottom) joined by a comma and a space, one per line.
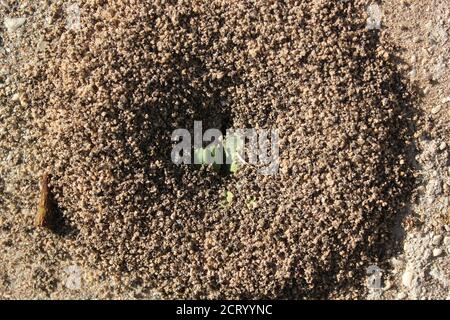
397, 292, 407, 300
441, 96, 450, 104
444, 236, 450, 246
402, 271, 414, 288
432, 248, 443, 257
0, 1, 10, 10
11, 93, 20, 102
366, 3, 382, 30
4, 17, 27, 33
20, 208, 32, 217
431, 105, 441, 114
439, 142, 447, 151
432, 235, 443, 246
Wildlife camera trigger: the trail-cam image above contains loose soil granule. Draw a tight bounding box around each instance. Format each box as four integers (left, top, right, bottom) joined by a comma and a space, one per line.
12, 0, 416, 298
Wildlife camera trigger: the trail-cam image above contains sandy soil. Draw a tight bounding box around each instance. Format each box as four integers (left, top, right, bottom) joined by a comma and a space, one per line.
369, 0, 449, 300
0, 0, 448, 299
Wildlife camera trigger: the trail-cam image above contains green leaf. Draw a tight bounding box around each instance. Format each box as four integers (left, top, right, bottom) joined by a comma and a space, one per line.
194, 148, 205, 164
246, 197, 257, 210
226, 191, 234, 204
229, 161, 239, 173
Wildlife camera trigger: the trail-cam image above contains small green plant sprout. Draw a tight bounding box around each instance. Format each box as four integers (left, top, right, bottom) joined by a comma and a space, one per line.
193, 144, 222, 171
220, 190, 234, 208
226, 190, 234, 204
224, 134, 245, 174
246, 196, 257, 210
193, 133, 245, 174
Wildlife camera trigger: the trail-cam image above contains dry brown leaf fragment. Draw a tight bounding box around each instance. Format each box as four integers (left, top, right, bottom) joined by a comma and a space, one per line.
35, 173, 54, 228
